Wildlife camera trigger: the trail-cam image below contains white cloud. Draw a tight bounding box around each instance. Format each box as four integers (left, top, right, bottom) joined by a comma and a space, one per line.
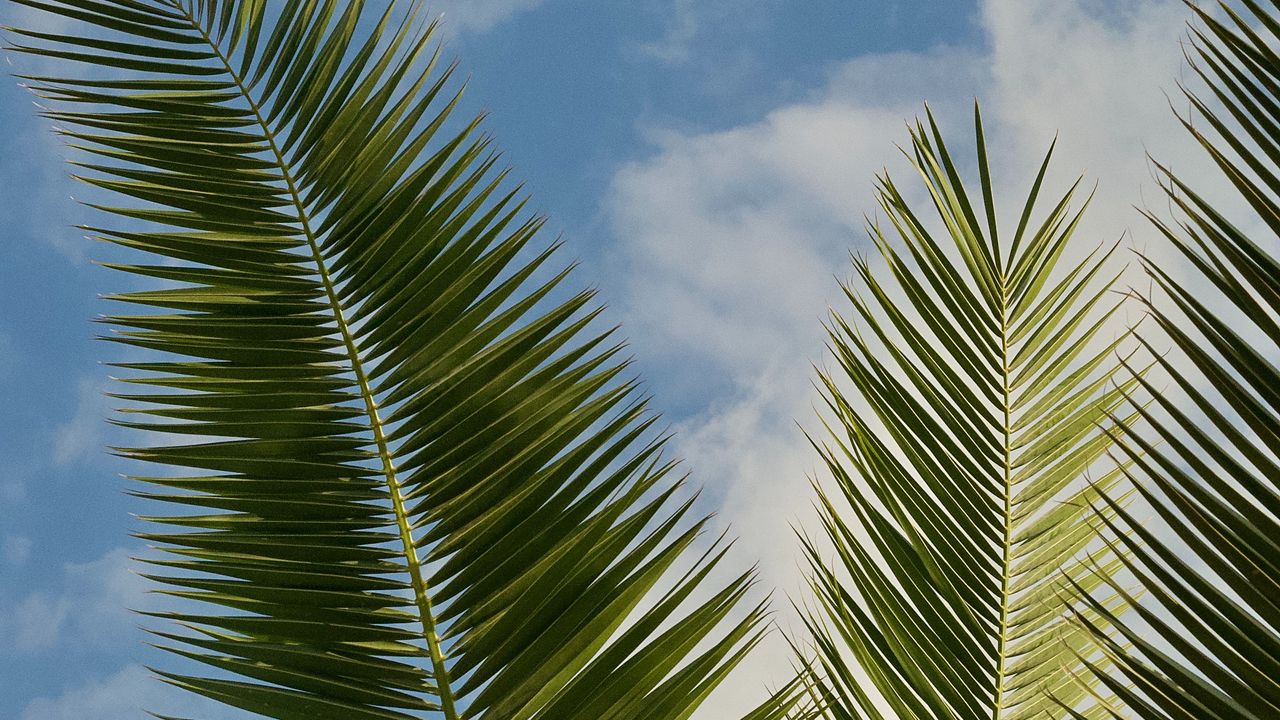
3, 534, 33, 567
11, 591, 72, 652
1, 2, 96, 263
51, 378, 109, 467
608, 1, 1226, 716
0, 97, 84, 262
430, 0, 546, 35
610, 46, 984, 385
4, 546, 243, 718
0, 1, 78, 35
22, 665, 155, 720
638, 0, 699, 64
3, 547, 149, 653
20, 663, 241, 720
610, 48, 986, 718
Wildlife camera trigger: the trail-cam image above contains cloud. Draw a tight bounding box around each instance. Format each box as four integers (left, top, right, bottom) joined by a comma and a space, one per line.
21, 665, 156, 720
3, 547, 149, 653
1, 2, 96, 262
638, 0, 699, 65
430, 0, 546, 35
0, 1, 78, 35
3, 546, 242, 718
3, 535, 32, 567
0, 98, 83, 262
607, 1, 1224, 716
51, 378, 109, 467
610, 46, 987, 718
610, 46, 985, 383
20, 663, 242, 720
10, 591, 71, 652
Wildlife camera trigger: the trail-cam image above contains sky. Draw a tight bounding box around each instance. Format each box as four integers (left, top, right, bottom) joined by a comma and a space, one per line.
0, 0, 1236, 718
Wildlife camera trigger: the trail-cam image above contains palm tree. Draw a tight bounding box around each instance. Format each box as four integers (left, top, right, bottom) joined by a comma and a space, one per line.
792, 108, 1137, 720
1076, 3, 1280, 718
5, 1, 790, 717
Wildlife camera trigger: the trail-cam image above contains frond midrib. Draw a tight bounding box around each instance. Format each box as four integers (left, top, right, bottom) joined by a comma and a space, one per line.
170, 3, 459, 716
993, 271, 1014, 720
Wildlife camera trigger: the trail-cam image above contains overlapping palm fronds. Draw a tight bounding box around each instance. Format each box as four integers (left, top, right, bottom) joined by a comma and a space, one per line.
4, 1, 787, 717
1078, 3, 1280, 717
794, 108, 1136, 720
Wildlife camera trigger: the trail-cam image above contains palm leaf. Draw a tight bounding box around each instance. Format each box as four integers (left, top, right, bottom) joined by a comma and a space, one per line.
1076, 3, 1280, 718
5, 1, 788, 718
792, 107, 1136, 720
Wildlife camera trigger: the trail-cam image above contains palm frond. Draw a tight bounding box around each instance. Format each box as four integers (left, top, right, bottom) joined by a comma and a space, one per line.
5, 1, 786, 718
793, 107, 1136, 720
1078, 3, 1280, 718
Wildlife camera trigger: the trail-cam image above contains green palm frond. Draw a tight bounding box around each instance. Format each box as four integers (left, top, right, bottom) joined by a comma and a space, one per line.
5, 1, 787, 718
1077, 3, 1280, 718
793, 107, 1136, 720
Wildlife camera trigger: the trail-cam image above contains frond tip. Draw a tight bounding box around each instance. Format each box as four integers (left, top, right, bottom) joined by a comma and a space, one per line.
792, 105, 1137, 720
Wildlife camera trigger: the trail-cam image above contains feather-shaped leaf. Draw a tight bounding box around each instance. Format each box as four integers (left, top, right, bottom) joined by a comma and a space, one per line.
7, 1, 796, 718
1080, 3, 1280, 718
792, 108, 1135, 720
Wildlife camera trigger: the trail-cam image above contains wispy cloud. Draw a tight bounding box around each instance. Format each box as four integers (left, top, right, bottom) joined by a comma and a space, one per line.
610, 1, 1224, 715
610, 45, 986, 717
20, 663, 242, 720
638, 0, 699, 65
2, 546, 150, 653
22, 665, 154, 720
430, 0, 547, 35
2, 535, 32, 567
1, 2, 96, 262
51, 377, 109, 467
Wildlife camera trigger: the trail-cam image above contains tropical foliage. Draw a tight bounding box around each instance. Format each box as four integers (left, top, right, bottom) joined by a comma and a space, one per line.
792, 109, 1136, 720
13, 0, 1280, 718
1077, 3, 1280, 718
5, 1, 781, 718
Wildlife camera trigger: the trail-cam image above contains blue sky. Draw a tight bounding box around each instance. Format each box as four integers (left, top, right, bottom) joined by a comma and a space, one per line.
0, 1, 1227, 717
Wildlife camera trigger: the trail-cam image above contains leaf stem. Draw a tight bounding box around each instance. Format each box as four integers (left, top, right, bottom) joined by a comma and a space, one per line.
170, 3, 460, 717
993, 269, 1014, 720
